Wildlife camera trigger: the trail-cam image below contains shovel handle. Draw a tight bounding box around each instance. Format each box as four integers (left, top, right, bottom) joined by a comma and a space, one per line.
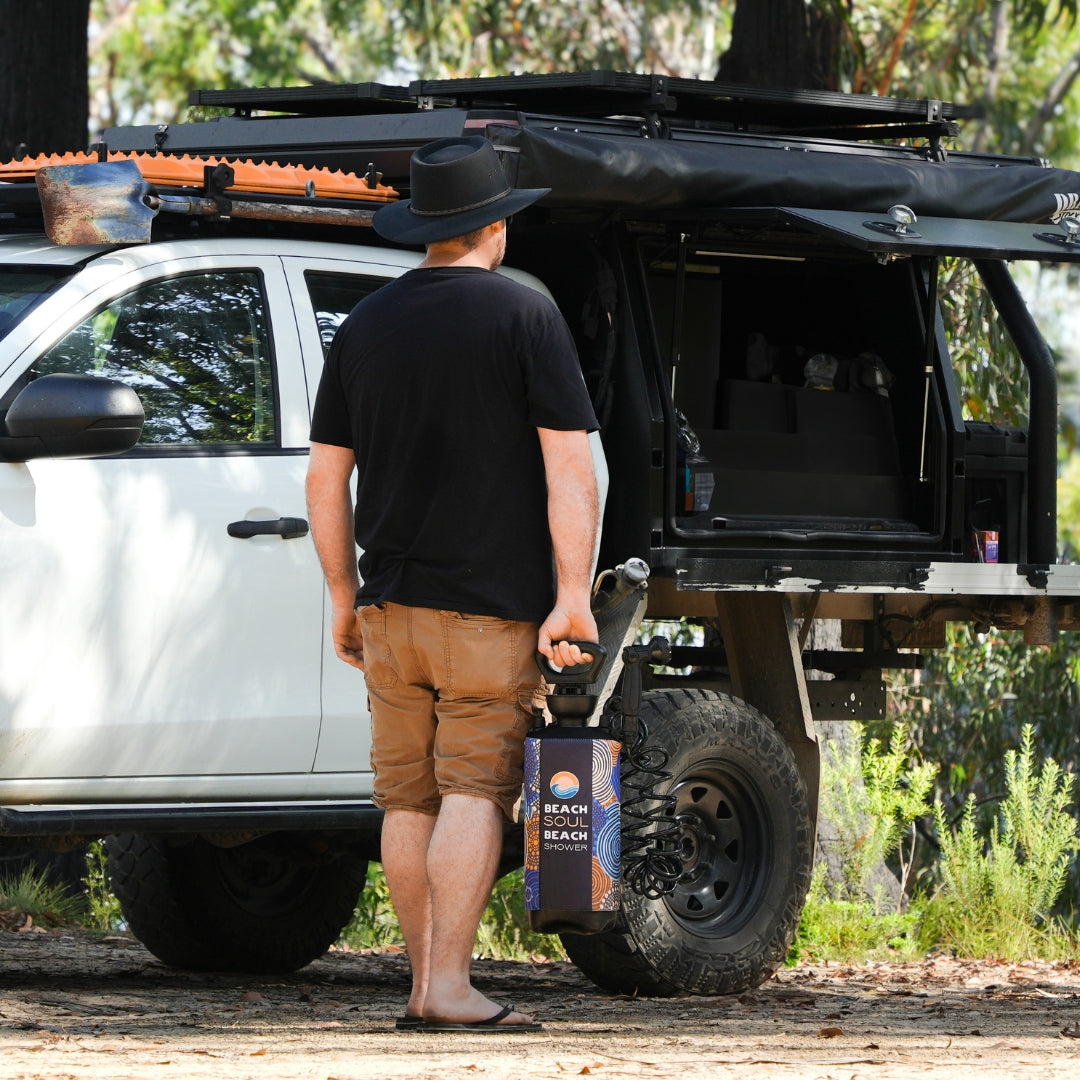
146, 193, 220, 216
151, 192, 376, 228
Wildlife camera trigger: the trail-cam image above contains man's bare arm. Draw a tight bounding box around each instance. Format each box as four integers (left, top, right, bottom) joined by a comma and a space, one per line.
306, 441, 365, 669
537, 426, 600, 667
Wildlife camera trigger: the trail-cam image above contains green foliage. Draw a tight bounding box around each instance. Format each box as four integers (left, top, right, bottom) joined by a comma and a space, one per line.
938, 259, 1030, 426
792, 865, 922, 964
795, 724, 1080, 963
831, 1, 1080, 161
81, 840, 124, 931
912, 626, 1080, 912
477, 868, 566, 961
0, 865, 85, 929
917, 625, 1080, 808
792, 723, 932, 963
88, 0, 732, 130
1013, 0, 1079, 34
1060, 452, 1080, 555
338, 862, 405, 951
919, 725, 1080, 958
819, 722, 936, 907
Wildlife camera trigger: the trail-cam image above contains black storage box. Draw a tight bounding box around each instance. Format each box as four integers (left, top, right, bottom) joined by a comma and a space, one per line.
962, 422, 1028, 563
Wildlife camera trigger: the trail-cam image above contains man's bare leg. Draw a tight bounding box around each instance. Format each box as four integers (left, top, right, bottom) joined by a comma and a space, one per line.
420, 793, 534, 1025
380, 808, 437, 1018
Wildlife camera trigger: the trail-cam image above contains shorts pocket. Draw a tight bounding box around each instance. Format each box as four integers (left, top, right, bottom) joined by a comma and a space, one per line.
358, 604, 398, 689
439, 611, 528, 699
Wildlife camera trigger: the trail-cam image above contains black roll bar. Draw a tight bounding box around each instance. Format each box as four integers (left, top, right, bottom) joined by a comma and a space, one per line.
975, 259, 1058, 567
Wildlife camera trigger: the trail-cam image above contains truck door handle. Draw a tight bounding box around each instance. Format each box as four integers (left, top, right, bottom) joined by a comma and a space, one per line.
227, 516, 309, 540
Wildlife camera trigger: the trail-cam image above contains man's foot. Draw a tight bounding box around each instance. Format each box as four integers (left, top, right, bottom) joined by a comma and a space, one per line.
420, 987, 537, 1030
417, 1003, 541, 1033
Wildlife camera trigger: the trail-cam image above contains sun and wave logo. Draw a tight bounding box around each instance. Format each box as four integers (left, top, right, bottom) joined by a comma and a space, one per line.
549, 771, 580, 799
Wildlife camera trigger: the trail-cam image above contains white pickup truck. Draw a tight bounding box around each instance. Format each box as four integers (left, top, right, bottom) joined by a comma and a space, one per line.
6, 70, 1080, 997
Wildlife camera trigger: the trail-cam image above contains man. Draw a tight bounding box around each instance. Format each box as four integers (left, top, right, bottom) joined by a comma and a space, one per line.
305, 136, 600, 1033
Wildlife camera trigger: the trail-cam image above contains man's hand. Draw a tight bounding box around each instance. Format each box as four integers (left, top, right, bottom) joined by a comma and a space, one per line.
538, 603, 599, 669
332, 605, 365, 670
307, 441, 365, 670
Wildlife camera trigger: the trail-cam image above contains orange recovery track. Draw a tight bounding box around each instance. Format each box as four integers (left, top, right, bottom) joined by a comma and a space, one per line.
0, 150, 398, 203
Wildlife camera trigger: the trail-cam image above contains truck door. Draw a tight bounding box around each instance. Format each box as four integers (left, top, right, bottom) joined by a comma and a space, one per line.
0, 254, 323, 797
280, 254, 416, 776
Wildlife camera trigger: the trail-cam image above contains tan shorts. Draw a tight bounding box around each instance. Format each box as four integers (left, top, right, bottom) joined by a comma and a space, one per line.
358, 602, 543, 822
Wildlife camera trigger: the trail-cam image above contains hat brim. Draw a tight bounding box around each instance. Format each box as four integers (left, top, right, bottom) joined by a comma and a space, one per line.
372, 185, 550, 245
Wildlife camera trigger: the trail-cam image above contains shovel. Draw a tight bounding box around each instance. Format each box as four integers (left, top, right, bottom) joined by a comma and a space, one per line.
36, 159, 379, 245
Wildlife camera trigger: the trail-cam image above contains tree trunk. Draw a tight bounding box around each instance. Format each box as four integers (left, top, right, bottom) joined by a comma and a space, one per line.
0, 0, 90, 159
715, 0, 841, 91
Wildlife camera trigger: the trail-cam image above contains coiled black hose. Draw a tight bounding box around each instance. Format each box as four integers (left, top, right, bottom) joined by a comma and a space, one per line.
616, 709, 683, 899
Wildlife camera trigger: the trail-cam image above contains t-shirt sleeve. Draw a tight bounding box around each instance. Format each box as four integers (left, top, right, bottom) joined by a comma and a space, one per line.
309, 335, 354, 449
522, 302, 600, 433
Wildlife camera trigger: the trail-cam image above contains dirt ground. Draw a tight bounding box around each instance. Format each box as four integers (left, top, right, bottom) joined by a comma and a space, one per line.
2, 926, 1080, 1080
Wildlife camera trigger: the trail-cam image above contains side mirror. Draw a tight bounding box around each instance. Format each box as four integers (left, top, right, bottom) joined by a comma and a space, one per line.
0, 373, 144, 461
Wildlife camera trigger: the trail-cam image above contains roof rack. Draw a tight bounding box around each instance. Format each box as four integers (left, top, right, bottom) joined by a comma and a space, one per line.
190, 70, 970, 142
0, 152, 398, 243
190, 81, 417, 117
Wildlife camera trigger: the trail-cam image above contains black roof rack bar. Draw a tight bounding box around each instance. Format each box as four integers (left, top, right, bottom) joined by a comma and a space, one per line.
777, 120, 961, 142
412, 71, 972, 126
186, 70, 974, 135
189, 81, 418, 116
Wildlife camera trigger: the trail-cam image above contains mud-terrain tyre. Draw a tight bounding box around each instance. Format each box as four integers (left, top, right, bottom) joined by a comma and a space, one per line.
560, 689, 813, 996
106, 833, 367, 973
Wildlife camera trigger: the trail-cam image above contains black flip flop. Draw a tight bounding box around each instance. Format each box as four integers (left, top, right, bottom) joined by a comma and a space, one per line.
394, 1013, 422, 1030
415, 1004, 542, 1033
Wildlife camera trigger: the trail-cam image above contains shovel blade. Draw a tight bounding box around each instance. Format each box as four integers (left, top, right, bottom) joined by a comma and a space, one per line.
36, 160, 156, 245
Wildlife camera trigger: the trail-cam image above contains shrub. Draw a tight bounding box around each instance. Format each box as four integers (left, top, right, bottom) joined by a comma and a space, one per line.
0, 865, 85, 929
793, 722, 934, 962
81, 840, 124, 931
919, 725, 1080, 958
819, 722, 936, 908
792, 864, 922, 964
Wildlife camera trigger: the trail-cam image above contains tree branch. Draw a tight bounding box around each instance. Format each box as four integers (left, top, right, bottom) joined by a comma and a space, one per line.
971, 1, 1010, 155
297, 28, 345, 83
875, 0, 918, 97
1023, 45, 1080, 156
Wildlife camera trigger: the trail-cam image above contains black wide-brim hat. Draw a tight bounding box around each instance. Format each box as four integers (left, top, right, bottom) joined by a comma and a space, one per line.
373, 136, 550, 245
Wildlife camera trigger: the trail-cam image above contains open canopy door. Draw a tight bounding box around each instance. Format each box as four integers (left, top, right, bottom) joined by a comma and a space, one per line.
768, 206, 1080, 262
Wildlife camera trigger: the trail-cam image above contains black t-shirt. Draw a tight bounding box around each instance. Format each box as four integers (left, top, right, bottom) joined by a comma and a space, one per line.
310, 266, 599, 622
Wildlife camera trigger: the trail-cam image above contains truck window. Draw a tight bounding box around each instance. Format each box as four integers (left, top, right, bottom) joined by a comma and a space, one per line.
303, 271, 386, 357
30, 271, 276, 447
0, 267, 74, 343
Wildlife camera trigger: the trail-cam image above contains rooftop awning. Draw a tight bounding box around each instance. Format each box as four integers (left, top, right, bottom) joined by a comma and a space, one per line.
493, 125, 1080, 227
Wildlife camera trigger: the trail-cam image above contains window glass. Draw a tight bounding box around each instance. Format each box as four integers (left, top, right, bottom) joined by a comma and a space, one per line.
32, 271, 275, 446
0, 267, 74, 342
304, 271, 385, 357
